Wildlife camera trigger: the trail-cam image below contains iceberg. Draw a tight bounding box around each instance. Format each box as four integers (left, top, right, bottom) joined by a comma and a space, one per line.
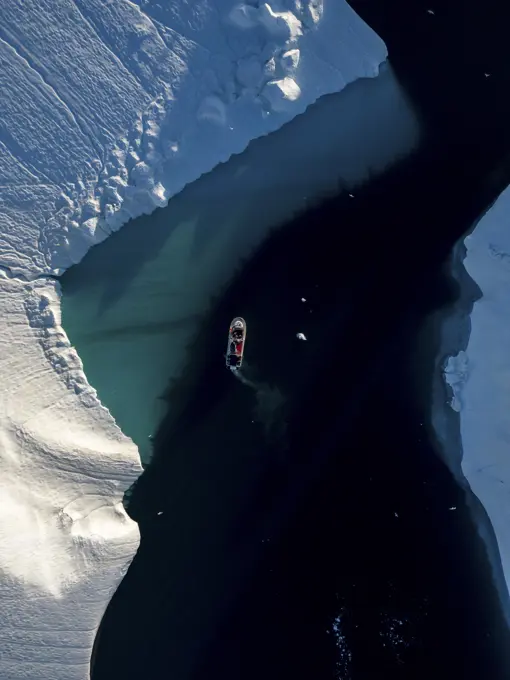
0, 275, 141, 680
0, 0, 386, 278
0, 0, 388, 677
439, 186, 510, 624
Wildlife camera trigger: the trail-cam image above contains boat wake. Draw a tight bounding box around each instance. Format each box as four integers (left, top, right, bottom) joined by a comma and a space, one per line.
233, 362, 288, 448
231, 367, 258, 391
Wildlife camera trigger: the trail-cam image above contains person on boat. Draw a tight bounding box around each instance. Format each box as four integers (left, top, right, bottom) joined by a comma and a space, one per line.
232, 326, 243, 341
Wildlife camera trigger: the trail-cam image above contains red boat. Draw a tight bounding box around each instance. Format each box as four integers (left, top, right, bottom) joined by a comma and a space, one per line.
226, 317, 246, 371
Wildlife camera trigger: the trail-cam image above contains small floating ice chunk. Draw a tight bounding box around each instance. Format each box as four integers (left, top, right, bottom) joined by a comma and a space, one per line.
157, 511, 163, 516
448, 507, 457, 511
301, 297, 306, 302
296, 332, 307, 341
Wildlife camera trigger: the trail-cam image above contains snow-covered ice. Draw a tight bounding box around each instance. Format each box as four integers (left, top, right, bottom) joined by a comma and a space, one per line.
0, 0, 392, 676
0, 276, 141, 679
440, 186, 510, 623
0, 0, 387, 279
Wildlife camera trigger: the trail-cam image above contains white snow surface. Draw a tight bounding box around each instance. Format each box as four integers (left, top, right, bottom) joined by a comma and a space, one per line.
0, 1, 387, 677
0, 0, 386, 279
444, 186, 510, 621
0, 276, 141, 679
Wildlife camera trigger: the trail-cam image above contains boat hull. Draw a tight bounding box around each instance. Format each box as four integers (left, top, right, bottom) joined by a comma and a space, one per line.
226, 317, 246, 371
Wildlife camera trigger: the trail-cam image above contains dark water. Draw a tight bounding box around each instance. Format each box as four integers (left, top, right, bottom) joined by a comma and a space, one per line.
92, 0, 510, 678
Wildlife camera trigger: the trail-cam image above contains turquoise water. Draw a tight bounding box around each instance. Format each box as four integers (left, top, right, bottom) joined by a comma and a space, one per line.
60, 64, 418, 463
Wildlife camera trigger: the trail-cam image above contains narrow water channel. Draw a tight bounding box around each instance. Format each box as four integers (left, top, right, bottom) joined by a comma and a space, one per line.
83, 0, 510, 677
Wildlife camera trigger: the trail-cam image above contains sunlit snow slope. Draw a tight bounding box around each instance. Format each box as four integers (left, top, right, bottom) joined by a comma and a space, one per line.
443, 188, 510, 623
0, 278, 141, 680
0, 1, 387, 678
